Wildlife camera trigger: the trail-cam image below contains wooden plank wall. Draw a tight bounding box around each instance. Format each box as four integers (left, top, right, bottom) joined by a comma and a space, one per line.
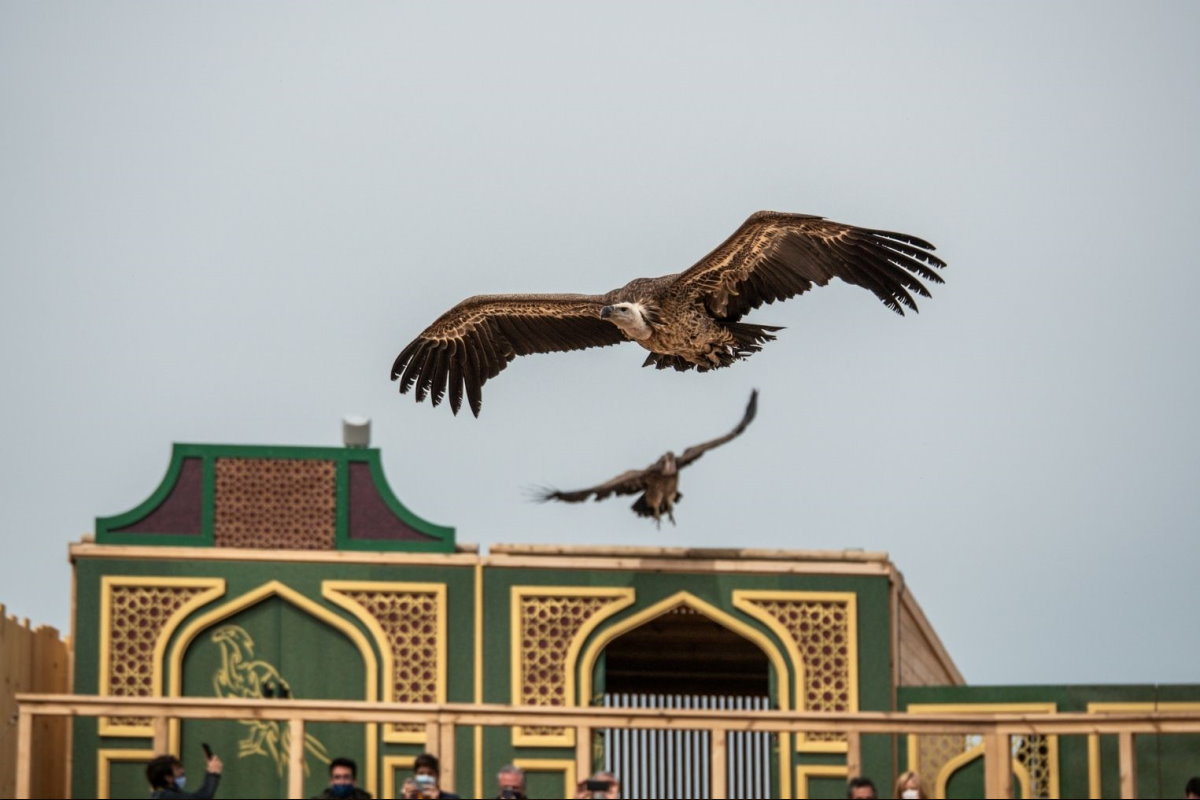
0, 604, 70, 799
897, 593, 964, 687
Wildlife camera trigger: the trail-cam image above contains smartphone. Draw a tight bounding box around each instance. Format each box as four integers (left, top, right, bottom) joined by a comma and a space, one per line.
201, 742, 213, 759
585, 779, 612, 792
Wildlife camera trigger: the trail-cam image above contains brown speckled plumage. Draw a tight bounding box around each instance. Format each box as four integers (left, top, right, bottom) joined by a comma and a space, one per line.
534, 390, 760, 527
391, 211, 946, 416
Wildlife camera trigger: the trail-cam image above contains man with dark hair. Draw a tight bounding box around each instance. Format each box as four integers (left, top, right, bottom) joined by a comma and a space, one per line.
311, 757, 373, 799
401, 753, 460, 799
847, 775, 878, 800
1185, 775, 1200, 799
146, 752, 222, 799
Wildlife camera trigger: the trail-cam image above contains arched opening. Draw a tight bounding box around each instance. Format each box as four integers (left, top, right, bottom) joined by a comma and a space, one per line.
604, 605, 769, 696
597, 605, 775, 799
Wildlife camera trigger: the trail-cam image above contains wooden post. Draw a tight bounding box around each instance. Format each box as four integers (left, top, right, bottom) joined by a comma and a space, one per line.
425, 721, 441, 757
1118, 731, 1137, 799
288, 718, 305, 800
711, 728, 728, 800
439, 721, 456, 793
846, 731, 862, 781
575, 726, 592, 790
152, 715, 169, 753
15, 708, 32, 800
983, 733, 1011, 799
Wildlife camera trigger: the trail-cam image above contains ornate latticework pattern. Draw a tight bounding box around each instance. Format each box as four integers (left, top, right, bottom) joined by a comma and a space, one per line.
517, 594, 625, 738
105, 584, 213, 728
1015, 734, 1052, 799
738, 597, 853, 742
336, 588, 441, 736
214, 458, 335, 549
915, 733, 972, 791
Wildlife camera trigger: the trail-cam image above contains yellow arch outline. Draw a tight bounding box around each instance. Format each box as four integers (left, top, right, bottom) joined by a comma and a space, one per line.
577, 590, 793, 799
98, 576, 226, 737
509, 585, 635, 747
322, 580, 448, 744
733, 590, 858, 754
165, 579, 379, 795
906, 702, 1059, 800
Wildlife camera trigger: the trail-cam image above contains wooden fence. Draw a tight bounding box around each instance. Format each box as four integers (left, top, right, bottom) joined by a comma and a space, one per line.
15, 693, 1200, 800
0, 607, 70, 799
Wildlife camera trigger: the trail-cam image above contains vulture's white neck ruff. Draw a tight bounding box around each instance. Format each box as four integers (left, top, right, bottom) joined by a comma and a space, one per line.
607, 302, 654, 340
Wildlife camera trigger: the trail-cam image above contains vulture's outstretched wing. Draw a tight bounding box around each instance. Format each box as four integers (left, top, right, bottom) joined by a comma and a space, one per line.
676, 389, 759, 469
533, 469, 649, 504
675, 211, 946, 321
391, 293, 625, 416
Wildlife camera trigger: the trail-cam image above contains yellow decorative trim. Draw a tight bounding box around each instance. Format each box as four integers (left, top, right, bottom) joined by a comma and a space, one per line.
96, 747, 156, 800
1086, 702, 1200, 799
382, 755, 416, 800
578, 590, 793, 799
98, 576, 226, 736
322, 581, 448, 744
166, 580, 379, 796
795, 764, 847, 800
733, 590, 858, 753
513, 758, 577, 799
509, 586, 635, 747
905, 703, 1059, 800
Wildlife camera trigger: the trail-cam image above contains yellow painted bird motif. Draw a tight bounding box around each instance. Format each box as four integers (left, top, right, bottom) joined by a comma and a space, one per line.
210, 625, 331, 776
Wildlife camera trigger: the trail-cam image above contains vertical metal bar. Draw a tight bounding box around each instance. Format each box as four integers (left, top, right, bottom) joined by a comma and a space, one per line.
1118, 731, 1138, 799
983, 732, 1012, 800
288, 719, 305, 800
712, 728, 728, 800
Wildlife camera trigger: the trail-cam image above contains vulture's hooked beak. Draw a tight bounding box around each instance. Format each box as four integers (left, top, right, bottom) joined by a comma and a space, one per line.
599, 305, 614, 318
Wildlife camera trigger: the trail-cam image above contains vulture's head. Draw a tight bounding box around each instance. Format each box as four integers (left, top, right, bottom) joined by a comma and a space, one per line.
599, 302, 653, 340
656, 451, 678, 475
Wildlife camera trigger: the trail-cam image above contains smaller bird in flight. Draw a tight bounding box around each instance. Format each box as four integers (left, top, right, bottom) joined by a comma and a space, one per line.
534, 390, 758, 527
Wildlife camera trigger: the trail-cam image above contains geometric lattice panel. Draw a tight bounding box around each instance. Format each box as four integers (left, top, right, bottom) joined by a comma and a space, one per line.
511, 587, 634, 746
214, 458, 335, 549
99, 577, 225, 735
322, 582, 445, 743
732, 591, 857, 750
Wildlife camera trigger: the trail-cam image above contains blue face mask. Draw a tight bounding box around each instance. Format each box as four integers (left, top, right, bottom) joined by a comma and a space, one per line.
174, 776, 187, 790
331, 784, 354, 798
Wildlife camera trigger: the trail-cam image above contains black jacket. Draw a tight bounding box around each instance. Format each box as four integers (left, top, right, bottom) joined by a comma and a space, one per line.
310, 788, 374, 800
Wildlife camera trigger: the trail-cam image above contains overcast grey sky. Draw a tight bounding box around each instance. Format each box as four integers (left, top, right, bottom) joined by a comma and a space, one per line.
2, 2, 1197, 686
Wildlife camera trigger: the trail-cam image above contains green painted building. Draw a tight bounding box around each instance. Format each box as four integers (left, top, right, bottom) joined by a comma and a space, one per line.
70, 443, 1198, 799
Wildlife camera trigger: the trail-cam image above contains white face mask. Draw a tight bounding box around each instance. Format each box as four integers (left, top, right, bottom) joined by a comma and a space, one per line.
901, 790, 919, 800
174, 776, 187, 790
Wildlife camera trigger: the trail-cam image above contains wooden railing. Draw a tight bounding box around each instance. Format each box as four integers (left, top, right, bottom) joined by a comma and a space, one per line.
16, 693, 1200, 799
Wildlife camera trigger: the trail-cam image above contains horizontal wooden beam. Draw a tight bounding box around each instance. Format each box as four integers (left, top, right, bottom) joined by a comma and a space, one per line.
15, 694, 1200, 736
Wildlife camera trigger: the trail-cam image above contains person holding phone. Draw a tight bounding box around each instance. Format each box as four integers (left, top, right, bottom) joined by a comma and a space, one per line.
146, 746, 223, 800
400, 753, 460, 799
574, 771, 621, 799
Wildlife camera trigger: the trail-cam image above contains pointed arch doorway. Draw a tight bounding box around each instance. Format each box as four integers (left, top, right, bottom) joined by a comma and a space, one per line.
589, 597, 779, 799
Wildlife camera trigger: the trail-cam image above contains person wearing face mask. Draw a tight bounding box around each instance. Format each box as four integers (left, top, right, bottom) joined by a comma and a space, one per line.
893, 770, 926, 800
311, 757, 374, 799
146, 753, 222, 799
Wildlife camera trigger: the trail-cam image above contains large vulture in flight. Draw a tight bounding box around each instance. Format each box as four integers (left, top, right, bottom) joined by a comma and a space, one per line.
392, 211, 945, 416
535, 390, 759, 527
